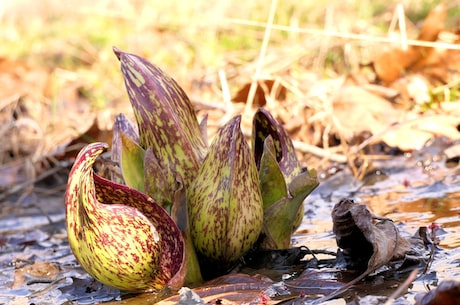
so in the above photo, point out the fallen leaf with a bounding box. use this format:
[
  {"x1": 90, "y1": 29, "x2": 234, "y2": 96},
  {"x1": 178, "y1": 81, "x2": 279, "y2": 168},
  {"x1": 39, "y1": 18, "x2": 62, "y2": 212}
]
[
  {"x1": 157, "y1": 274, "x2": 273, "y2": 305},
  {"x1": 0, "y1": 57, "x2": 52, "y2": 102},
  {"x1": 400, "y1": 74, "x2": 431, "y2": 105},
  {"x1": 284, "y1": 269, "x2": 346, "y2": 296},
  {"x1": 331, "y1": 86, "x2": 400, "y2": 139},
  {"x1": 415, "y1": 280, "x2": 460, "y2": 305},
  {"x1": 332, "y1": 85, "x2": 460, "y2": 151},
  {"x1": 410, "y1": 2, "x2": 448, "y2": 71},
  {"x1": 233, "y1": 79, "x2": 287, "y2": 107},
  {"x1": 313, "y1": 199, "x2": 413, "y2": 303},
  {"x1": 331, "y1": 198, "x2": 411, "y2": 272},
  {"x1": 381, "y1": 115, "x2": 460, "y2": 151},
  {"x1": 58, "y1": 117, "x2": 112, "y2": 159},
  {"x1": 12, "y1": 260, "x2": 60, "y2": 288},
  {"x1": 417, "y1": 3, "x2": 447, "y2": 42},
  {"x1": 372, "y1": 3, "x2": 448, "y2": 84},
  {"x1": 0, "y1": 160, "x2": 29, "y2": 192},
  {"x1": 372, "y1": 48, "x2": 415, "y2": 85}
]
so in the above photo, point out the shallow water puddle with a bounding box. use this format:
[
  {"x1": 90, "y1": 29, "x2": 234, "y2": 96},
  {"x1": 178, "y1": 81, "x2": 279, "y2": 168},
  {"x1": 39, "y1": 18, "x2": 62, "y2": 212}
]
[
  {"x1": 0, "y1": 149, "x2": 459, "y2": 304},
  {"x1": 292, "y1": 151, "x2": 460, "y2": 303}
]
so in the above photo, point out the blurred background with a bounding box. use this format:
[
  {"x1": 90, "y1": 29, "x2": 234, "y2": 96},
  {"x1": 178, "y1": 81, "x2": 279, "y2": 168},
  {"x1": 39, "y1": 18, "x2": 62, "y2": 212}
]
[{"x1": 1, "y1": 1, "x2": 460, "y2": 304}]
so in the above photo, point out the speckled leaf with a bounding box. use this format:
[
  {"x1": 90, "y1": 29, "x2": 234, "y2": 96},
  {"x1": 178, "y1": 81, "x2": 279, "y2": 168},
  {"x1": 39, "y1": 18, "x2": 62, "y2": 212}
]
[
  {"x1": 170, "y1": 181, "x2": 203, "y2": 286},
  {"x1": 66, "y1": 142, "x2": 184, "y2": 292},
  {"x1": 120, "y1": 132, "x2": 145, "y2": 193},
  {"x1": 261, "y1": 170, "x2": 319, "y2": 249},
  {"x1": 188, "y1": 115, "x2": 264, "y2": 266},
  {"x1": 111, "y1": 113, "x2": 139, "y2": 183},
  {"x1": 199, "y1": 114, "x2": 208, "y2": 147},
  {"x1": 114, "y1": 48, "x2": 207, "y2": 188},
  {"x1": 253, "y1": 108, "x2": 314, "y2": 236},
  {"x1": 252, "y1": 108, "x2": 301, "y2": 184},
  {"x1": 144, "y1": 148, "x2": 175, "y2": 212},
  {"x1": 258, "y1": 135, "x2": 288, "y2": 210}
]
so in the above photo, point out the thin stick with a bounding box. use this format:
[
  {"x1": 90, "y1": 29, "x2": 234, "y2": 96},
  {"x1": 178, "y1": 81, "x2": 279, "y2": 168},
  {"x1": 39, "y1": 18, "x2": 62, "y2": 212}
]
[
  {"x1": 388, "y1": 5, "x2": 398, "y2": 34},
  {"x1": 384, "y1": 269, "x2": 418, "y2": 305},
  {"x1": 244, "y1": 0, "x2": 278, "y2": 115},
  {"x1": 225, "y1": 18, "x2": 460, "y2": 50},
  {"x1": 314, "y1": 5, "x2": 334, "y2": 70},
  {"x1": 397, "y1": 4, "x2": 408, "y2": 51},
  {"x1": 293, "y1": 140, "x2": 347, "y2": 163},
  {"x1": 218, "y1": 69, "x2": 232, "y2": 108}
]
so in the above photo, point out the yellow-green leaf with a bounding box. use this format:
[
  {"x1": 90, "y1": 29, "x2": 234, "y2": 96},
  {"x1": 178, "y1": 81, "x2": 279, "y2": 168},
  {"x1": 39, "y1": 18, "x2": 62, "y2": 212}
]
[
  {"x1": 188, "y1": 116, "x2": 263, "y2": 268},
  {"x1": 120, "y1": 132, "x2": 145, "y2": 192},
  {"x1": 144, "y1": 148, "x2": 175, "y2": 212},
  {"x1": 112, "y1": 113, "x2": 139, "y2": 184},
  {"x1": 259, "y1": 135, "x2": 288, "y2": 210},
  {"x1": 261, "y1": 170, "x2": 319, "y2": 249},
  {"x1": 65, "y1": 142, "x2": 185, "y2": 292}
]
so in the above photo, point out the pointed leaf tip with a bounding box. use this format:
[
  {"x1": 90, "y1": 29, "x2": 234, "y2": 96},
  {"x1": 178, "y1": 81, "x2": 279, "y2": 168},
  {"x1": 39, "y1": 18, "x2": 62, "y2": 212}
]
[
  {"x1": 119, "y1": 51, "x2": 207, "y2": 187},
  {"x1": 113, "y1": 46, "x2": 122, "y2": 60},
  {"x1": 252, "y1": 108, "x2": 301, "y2": 184},
  {"x1": 189, "y1": 114, "x2": 263, "y2": 267}
]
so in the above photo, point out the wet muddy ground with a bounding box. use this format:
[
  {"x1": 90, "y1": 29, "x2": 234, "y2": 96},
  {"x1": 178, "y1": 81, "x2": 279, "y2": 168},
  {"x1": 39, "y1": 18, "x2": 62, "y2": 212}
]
[{"x1": 1, "y1": 139, "x2": 459, "y2": 304}]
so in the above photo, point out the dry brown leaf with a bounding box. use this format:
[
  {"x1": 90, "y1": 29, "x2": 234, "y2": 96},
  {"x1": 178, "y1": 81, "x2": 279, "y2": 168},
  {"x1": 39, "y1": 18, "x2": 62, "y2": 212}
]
[
  {"x1": 372, "y1": 3, "x2": 448, "y2": 84},
  {"x1": 417, "y1": 3, "x2": 447, "y2": 42},
  {"x1": 312, "y1": 199, "x2": 412, "y2": 304},
  {"x1": 284, "y1": 269, "x2": 346, "y2": 295},
  {"x1": 332, "y1": 85, "x2": 460, "y2": 151},
  {"x1": 392, "y1": 74, "x2": 431, "y2": 106},
  {"x1": 157, "y1": 274, "x2": 273, "y2": 305},
  {"x1": 415, "y1": 280, "x2": 460, "y2": 305},
  {"x1": 0, "y1": 57, "x2": 52, "y2": 102},
  {"x1": 373, "y1": 48, "x2": 416, "y2": 84},
  {"x1": 413, "y1": 36, "x2": 460, "y2": 83},
  {"x1": 331, "y1": 86, "x2": 400, "y2": 139},
  {"x1": 381, "y1": 115, "x2": 460, "y2": 151},
  {"x1": 12, "y1": 260, "x2": 60, "y2": 288},
  {"x1": 332, "y1": 198, "x2": 410, "y2": 272},
  {"x1": 232, "y1": 79, "x2": 287, "y2": 107}
]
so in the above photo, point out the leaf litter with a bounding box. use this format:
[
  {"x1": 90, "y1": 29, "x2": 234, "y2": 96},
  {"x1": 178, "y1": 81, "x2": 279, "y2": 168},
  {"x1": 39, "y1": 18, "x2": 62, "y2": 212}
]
[{"x1": 1, "y1": 1, "x2": 460, "y2": 304}]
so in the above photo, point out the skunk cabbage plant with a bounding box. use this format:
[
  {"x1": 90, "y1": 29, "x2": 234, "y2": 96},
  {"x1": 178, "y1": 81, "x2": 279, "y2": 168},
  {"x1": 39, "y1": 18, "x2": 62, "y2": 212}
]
[
  {"x1": 65, "y1": 48, "x2": 318, "y2": 293},
  {"x1": 252, "y1": 109, "x2": 319, "y2": 249},
  {"x1": 65, "y1": 143, "x2": 185, "y2": 292}
]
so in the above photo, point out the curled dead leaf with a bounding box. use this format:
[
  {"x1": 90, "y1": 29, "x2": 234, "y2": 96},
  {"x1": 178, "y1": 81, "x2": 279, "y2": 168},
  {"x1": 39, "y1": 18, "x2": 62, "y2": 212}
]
[
  {"x1": 314, "y1": 199, "x2": 413, "y2": 304},
  {"x1": 332, "y1": 198, "x2": 411, "y2": 271}
]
